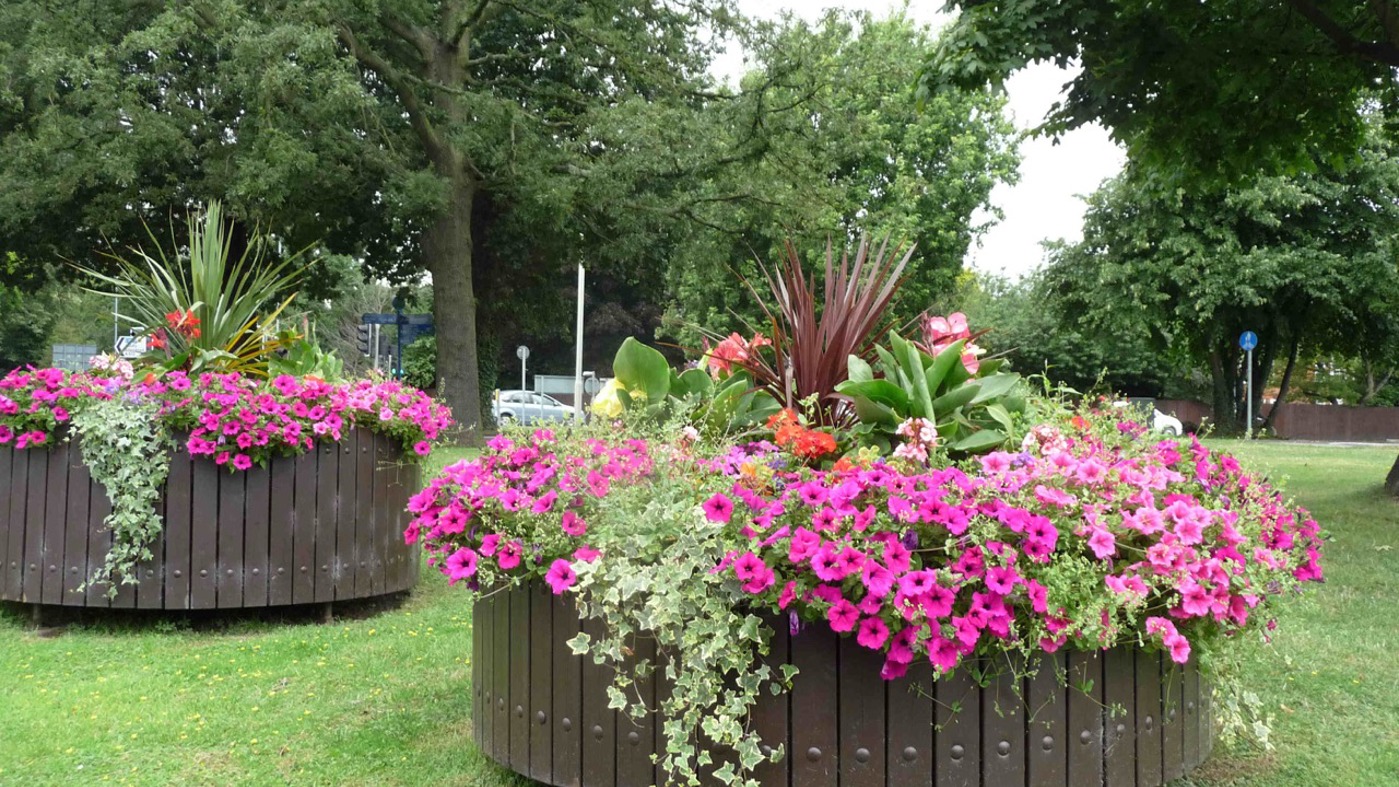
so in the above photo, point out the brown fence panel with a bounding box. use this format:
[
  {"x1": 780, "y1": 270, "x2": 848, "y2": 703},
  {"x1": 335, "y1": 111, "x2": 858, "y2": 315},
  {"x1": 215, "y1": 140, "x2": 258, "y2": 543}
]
[
  {"x1": 509, "y1": 582, "x2": 532, "y2": 775},
  {"x1": 790, "y1": 625, "x2": 839, "y2": 786},
  {"x1": 243, "y1": 464, "x2": 270, "y2": 607},
  {"x1": 1103, "y1": 648, "x2": 1136, "y2": 787},
  {"x1": 1162, "y1": 662, "x2": 1186, "y2": 782},
  {"x1": 22, "y1": 445, "x2": 46, "y2": 602},
  {"x1": 267, "y1": 454, "x2": 294, "y2": 606},
  {"x1": 40, "y1": 444, "x2": 68, "y2": 605},
  {"x1": 983, "y1": 656, "x2": 1027, "y2": 786},
  {"x1": 1135, "y1": 650, "x2": 1164, "y2": 786},
  {"x1": 1067, "y1": 649, "x2": 1105, "y2": 786},
  {"x1": 313, "y1": 443, "x2": 338, "y2": 603},
  {"x1": 62, "y1": 456, "x2": 92, "y2": 601},
  {"x1": 752, "y1": 621, "x2": 791, "y2": 787},
  {"x1": 216, "y1": 466, "x2": 245, "y2": 608},
  {"x1": 0, "y1": 444, "x2": 12, "y2": 596},
  {"x1": 165, "y1": 453, "x2": 192, "y2": 609},
  {"x1": 84, "y1": 473, "x2": 112, "y2": 607},
  {"x1": 1028, "y1": 652, "x2": 1068, "y2": 786},
  {"x1": 292, "y1": 451, "x2": 317, "y2": 605},
  {"x1": 552, "y1": 593, "x2": 582, "y2": 786},
  {"x1": 334, "y1": 437, "x2": 356, "y2": 600},
  {"x1": 579, "y1": 615, "x2": 616, "y2": 787},
  {"x1": 615, "y1": 632, "x2": 656, "y2": 787},
  {"x1": 838, "y1": 637, "x2": 886, "y2": 786},
  {"x1": 528, "y1": 582, "x2": 556, "y2": 783},
  {"x1": 936, "y1": 663, "x2": 981, "y2": 787}
]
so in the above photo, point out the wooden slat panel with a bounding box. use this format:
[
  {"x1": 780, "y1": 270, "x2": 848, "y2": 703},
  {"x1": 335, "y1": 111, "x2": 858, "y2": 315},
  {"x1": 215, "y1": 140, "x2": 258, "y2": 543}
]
[
  {"x1": 293, "y1": 451, "x2": 317, "y2": 604},
  {"x1": 790, "y1": 626, "x2": 839, "y2": 785},
  {"x1": 403, "y1": 464, "x2": 420, "y2": 587},
  {"x1": 472, "y1": 593, "x2": 482, "y2": 749},
  {"x1": 580, "y1": 615, "x2": 616, "y2": 787},
  {"x1": 616, "y1": 632, "x2": 656, "y2": 787},
  {"x1": 335, "y1": 436, "x2": 356, "y2": 599},
  {"x1": 0, "y1": 445, "x2": 12, "y2": 598},
  {"x1": 165, "y1": 453, "x2": 193, "y2": 609},
  {"x1": 840, "y1": 637, "x2": 886, "y2": 786},
  {"x1": 382, "y1": 448, "x2": 404, "y2": 592},
  {"x1": 480, "y1": 591, "x2": 496, "y2": 764},
  {"x1": 1135, "y1": 650, "x2": 1163, "y2": 787},
  {"x1": 1201, "y1": 670, "x2": 1214, "y2": 763},
  {"x1": 1103, "y1": 648, "x2": 1136, "y2": 787},
  {"x1": 84, "y1": 476, "x2": 112, "y2": 606},
  {"x1": 135, "y1": 480, "x2": 164, "y2": 609},
  {"x1": 314, "y1": 443, "x2": 337, "y2": 603},
  {"x1": 1183, "y1": 659, "x2": 1201, "y2": 772},
  {"x1": 886, "y1": 661, "x2": 934, "y2": 787},
  {"x1": 369, "y1": 432, "x2": 387, "y2": 595},
  {"x1": 494, "y1": 587, "x2": 513, "y2": 763},
  {"x1": 528, "y1": 582, "x2": 555, "y2": 783},
  {"x1": 509, "y1": 583, "x2": 532, "y2": 774},
  {"x1": 267, "y1": 454, "x2": 294, "y2": 606},
  {"x1": 216, "y1": 465, "x2": 245, "y2": 608},
  {"x1": 935, "y1": 662, "x2": 981, "y2": 787},
  {"x1": 243, "y1": 463, "x2": 270, "y2": 607},
  {"x1": 1068, "y1": 650, "x2": 1105, "y2": 786},
  {"x1": 40, "y1": 444, "x2": 68, "y2": 604},
  {"x1": 21, "y1": 445, "x2": 46, "y2": 602},
  {"x1": 1028, "y1": 652, "x2": 1068, "y2": 786},
  {"x1": 983, "y1": 655, "x2": 1027, "y2": 786},
  {"x1": 3, "y1": 448, "x2": 26, "y2": 601},
  {"x1": 553, "y1": 595, "x2": 583, "y2": 786},
  {"x1": 752, "y1": 618, "x2": 791, "y2": 787},
  {"x1": 354, "y1": 431, "x2": 375, "y2": 598},
  {"x1": 188, "y1": 458, "x2": 219, "y2": 608},
  {"x1": 1162, "y1": 661, "x2": 1185, "y2": 782},
  {"x1": 62, "y1": 453, "x2": 92, "y2": 601}
]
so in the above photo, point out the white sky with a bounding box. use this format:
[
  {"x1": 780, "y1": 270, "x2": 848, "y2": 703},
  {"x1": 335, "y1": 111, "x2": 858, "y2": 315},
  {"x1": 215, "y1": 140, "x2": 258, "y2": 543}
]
[{"x1": 717, "y1": 0, "x2": 1126, "y2": 280}]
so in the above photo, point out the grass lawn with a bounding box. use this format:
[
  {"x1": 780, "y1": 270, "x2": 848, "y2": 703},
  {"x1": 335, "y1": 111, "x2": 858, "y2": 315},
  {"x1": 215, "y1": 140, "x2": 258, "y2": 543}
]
[{"x1": 0, "y1": 440, "x2": 1394, "y2": 786}]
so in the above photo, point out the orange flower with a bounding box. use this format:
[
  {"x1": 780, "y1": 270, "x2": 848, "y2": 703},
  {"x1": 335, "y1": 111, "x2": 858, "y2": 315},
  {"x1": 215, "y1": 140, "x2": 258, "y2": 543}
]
[{"x1": 1070, "y1": 415, "x2": 1090, "y2": 431}]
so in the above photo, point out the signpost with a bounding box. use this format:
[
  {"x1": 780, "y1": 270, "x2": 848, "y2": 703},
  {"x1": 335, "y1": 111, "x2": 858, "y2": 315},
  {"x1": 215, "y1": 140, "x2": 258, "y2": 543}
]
[
  {"x1": 516, "y1": 345, "x2": 530, "y2": 391},
  {"x1": 1240, "y1": 330, "x2": 1258, "y2": 439}
]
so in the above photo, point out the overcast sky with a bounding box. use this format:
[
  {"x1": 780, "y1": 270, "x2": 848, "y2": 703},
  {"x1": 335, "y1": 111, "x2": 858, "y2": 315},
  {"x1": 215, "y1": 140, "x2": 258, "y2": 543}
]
[{"x1": 716, "y1": 0, "x2": 1126, "y2": 280}]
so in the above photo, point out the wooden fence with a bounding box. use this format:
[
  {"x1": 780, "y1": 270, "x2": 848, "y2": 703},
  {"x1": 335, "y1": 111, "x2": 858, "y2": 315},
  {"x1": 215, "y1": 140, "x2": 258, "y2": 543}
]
[
  {"x1": 1157, "y1": 400, "x2": 1399, "y2": 441},
  {"x1": 473, "y1": 581, "x2": 1215, "y2": 787},
  {"x1": 0, "y1": 428, "x2": 419, "y2": 609}
]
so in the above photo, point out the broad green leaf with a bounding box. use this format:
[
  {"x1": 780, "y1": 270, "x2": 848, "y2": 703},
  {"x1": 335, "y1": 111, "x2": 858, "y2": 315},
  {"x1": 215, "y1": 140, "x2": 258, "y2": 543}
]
[
  {"x1": 613, "y1": 337, "x2": 671, "y2": 404},
  {"x1": 985, "y1": 402, "x2": 1015, "y2": 434},
  {"x1": 847, "y1": 354, "x2": 874, "y2": 383},
  {"x1": 677, "y1": 368, "x2": 713, "y2": 397},
  {"x1": 932, "y1": 380, "x2": 979, "y2": 414},
  {"x1": 850, "y1": 395, "x2": 899, "y2": 426},
  {"x1": 834, "y1": 379, "x2": 910, "y2": 411},
  {"x1": 895, "y1": 336, "x2": 935, "y2": 418},
  {"x1": 949, "y1": 429, "x2": 1007, "y2": 453},
  {"x1": 926, "y1": 338, "x2": 967, "y2": 394},
  {"x1": 970, "y1": 372, "x2": 1020, "y2": 404}
]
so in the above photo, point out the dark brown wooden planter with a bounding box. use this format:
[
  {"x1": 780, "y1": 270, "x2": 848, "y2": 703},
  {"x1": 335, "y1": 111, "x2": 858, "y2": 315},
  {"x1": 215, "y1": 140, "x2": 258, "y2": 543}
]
[
  {"x1": 474, "y1": 582, "x2": 1216, "y2": 787},
  {"x1": 0, "y1": 427, "x2": 419, "y2": 610}
]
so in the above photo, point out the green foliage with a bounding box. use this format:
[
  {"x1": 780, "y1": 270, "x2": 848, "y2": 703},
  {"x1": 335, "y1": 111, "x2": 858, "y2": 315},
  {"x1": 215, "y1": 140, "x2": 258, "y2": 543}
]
[
  {"x1": 612, "y1": 338, "x2": 672, "y2": 406},
  {"x1": 69, "y1": 396, "x2": 173, "y2": 595},
  {"x1": 923, "y1": 0, "x2": 1396, "y2": 182},
  {"x1": 402, "y1": 336, "x2": 437, "y2": 392},
  {"x1": 838, "y1": 332, "x2": 1026, "y2": 454},
  {"x1": 78, "y1": 202, "x2": 309, "y2": 376},
  {"x1": 267, "y1": 337, "x2": 345, "y2": 381}
]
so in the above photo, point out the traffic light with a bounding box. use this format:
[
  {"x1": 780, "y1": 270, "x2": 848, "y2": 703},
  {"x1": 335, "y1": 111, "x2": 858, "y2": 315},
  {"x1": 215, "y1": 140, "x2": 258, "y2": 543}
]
[{"x1": 356, "y1": 324, "x2": 371, "y2": 356}]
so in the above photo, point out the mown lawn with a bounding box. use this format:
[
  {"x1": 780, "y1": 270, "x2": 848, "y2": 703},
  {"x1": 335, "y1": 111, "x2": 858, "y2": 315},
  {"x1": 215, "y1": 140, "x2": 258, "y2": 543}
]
[{"x1": 0, "y1": 441, "x2": 1394, "y2": 786}]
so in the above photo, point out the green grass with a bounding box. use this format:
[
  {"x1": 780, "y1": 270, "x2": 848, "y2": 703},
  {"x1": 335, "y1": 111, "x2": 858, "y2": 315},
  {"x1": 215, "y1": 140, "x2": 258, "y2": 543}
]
[{"x1": 0, "y1": 441, "x2": 1394, "y2": 786}]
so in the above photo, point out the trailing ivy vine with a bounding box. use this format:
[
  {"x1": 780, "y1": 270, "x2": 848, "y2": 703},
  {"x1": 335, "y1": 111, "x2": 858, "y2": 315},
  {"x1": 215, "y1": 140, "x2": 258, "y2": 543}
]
[{"x1": 71, "y1": 395, "x2": 173, "y2": 596}]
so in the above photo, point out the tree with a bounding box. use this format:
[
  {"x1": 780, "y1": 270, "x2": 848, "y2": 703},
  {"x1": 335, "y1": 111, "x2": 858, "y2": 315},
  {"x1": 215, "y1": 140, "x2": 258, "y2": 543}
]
[
  {"x1": 0, "y1": 1, "x2": 742, "y2": 440},
  {"x1": 659, "y1": 10, "x2": 1019, "y2": 346},
  {"x1": 922, "y1": 0, "x2": 1399, "y2": 180},
  {"x1": 1042, "y1": 136, "x2": 1399, "y2": 433}
]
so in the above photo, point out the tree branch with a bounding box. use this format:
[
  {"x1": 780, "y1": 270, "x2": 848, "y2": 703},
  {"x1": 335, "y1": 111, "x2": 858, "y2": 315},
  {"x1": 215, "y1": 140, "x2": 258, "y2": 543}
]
[
  {"x1": 1286, "y1": 0, "x2": 1399, "y2": 66},
  {"x1": 336, "y1": 23, "x2": 445, "y2": 160},
  {"x1": 1368, "y1": 0, "x2": 1399, "y2": 48},
  {"x1": 379, "y1": 15, "x2": 435, "y2": 63}
]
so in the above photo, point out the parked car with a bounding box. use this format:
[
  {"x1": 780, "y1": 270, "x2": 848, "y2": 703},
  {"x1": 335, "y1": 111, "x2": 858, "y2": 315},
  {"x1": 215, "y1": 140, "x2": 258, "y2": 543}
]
[
  {"x1": 1112, "y1": 401, "x2": 1184, "y2": 436},
  {"x1": 492, "y1": 390, "x2": 575, "y2": 424}
]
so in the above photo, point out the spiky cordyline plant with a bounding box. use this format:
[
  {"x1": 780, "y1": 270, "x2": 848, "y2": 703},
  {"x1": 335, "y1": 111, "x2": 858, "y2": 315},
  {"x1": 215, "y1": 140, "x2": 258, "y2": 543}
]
[
  {"x1": 81, "y1": 201, "x2": 309, "y2": 376},
  {"x1": 710, "y1": 234, "x2": 915, "y2": 425}
]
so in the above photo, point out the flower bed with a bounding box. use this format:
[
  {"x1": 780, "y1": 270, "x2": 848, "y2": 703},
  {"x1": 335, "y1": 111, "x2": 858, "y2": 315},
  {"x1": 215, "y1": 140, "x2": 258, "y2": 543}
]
[
  {"x1": 0, "y1": 366, "x2": 450, "y2": 608},
  {"x1": 473, "y1": 580, "x2": 1216, "y2": 787}
]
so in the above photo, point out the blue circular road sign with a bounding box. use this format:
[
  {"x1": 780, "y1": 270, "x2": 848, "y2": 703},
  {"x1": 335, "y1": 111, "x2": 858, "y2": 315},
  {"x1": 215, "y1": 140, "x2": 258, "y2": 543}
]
[{"x1": 1239, "y1": 331, "x2": 1258, "y2": 351}]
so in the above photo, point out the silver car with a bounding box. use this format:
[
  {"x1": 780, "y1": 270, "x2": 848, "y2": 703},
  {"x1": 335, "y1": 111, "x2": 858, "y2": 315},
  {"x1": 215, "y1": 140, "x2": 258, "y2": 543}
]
[{"x1": 493, "y1": 390, "x2": 576, "y2": 424}]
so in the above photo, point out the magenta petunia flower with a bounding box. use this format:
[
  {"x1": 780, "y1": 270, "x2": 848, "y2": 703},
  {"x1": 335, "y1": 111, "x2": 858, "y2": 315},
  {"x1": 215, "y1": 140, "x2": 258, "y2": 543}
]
[
  {"x1": 701, "y1": 493, "x2": 734, "y2": 523},
  {"x1": 545, "y1": 559, "x2": 578, "y2": 594},
  {"x1": 856, "y1": 616, "x2": 889, "y2": 649},
  {"x1": 827, "y1": 598, "x2": 859, "y2": 633},
  {"x1": 414, "y1": 441, "x2": 432, "y2": 456},
  {"x1": 444, "y1": 547, "x2": 479, "y2": 585}
]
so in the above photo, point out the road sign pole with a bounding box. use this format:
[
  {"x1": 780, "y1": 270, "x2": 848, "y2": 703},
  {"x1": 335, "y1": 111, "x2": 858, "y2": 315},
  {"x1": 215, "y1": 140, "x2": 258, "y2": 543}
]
[
  {"x1": 574, "y1": 263, "x2": 585, "y2": 421},
  {"x1": 372, "y1": 324, "x2": 381, "y2": 372},
  {"x1": 1245, "y1": 347, "x2": 1253, "y2": 440}
]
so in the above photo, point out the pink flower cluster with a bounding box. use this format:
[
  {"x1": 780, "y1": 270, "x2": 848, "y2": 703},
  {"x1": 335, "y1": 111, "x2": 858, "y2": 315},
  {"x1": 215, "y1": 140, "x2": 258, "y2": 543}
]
[
  {"x1": 0, "y1": 366, "x2": 453, "y2": 469},
  {"x1": 710, "y1": 428, "x2": 1322, "y2": 678},
  {"x1": 420, "y1": 415, "x2": 1323, "y2": 682},
  {"x1": 408, "y1": 430, "x2": 654, "y2": 593},
  {"x1": 919, "y1": 312, "x2": 985, "y2": 373}
]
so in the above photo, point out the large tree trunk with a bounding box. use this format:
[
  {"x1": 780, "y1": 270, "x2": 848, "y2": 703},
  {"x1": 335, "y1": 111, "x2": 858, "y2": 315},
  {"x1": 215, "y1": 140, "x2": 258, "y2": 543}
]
[
  {"x1": 1208, "y1": 346, "x2": 1241, "y2": 435},
  {"x1": 1263, "y1": 333, "x2": 1300, "y2": 433},
  {"x1": 424, "y1": 172, "x2": 484, "y2": 445},
  {"x1": 1386, "y1": 453, "x2": 1399, "y2": 497}
]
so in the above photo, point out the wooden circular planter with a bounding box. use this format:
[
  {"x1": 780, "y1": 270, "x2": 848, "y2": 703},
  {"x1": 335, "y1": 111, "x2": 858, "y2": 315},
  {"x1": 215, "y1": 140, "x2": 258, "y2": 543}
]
[
  {"x1": 0, "y1": 427, "x2": 419, "y2": 610},
  {"x1": 474, "y1": 582, "x2": 1216, "y2": 787}
]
